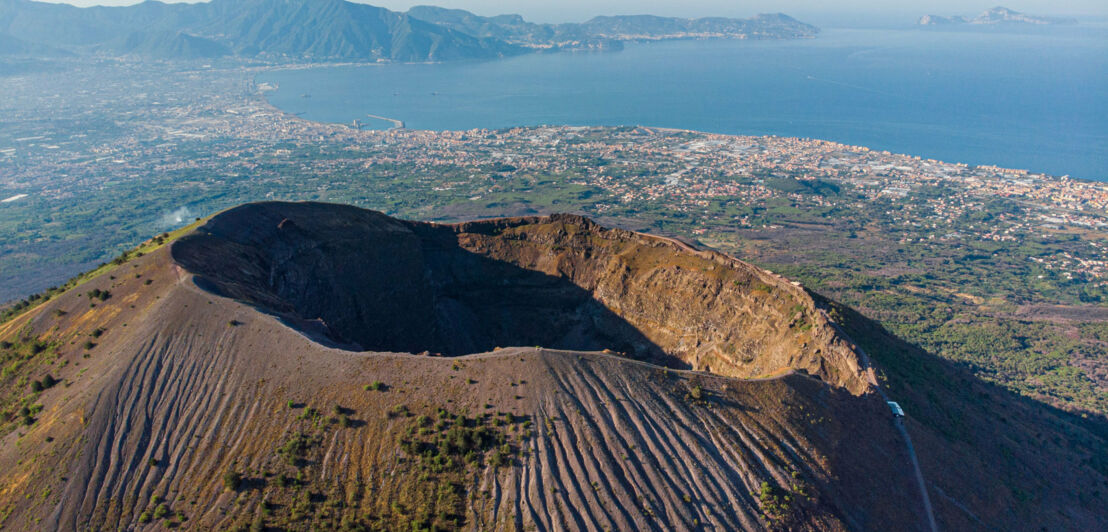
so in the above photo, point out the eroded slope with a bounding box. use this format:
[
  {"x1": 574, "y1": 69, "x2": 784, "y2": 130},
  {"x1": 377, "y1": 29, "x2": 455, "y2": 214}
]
[
  {"x1": 0, "y1": 201, "x2": 1102, "y2": 531},
  {"x1": 0, "y1": 263, "x2": 922, "y2": 530}
]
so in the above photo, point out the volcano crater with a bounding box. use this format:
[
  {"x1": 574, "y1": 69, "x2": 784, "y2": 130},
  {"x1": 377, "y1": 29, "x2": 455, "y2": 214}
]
[{"x1": 172, "y1": 202, "x2": 872, "y2": 393}]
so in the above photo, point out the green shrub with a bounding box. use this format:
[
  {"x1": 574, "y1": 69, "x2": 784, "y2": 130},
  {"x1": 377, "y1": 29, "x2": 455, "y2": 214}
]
[
  {"x1": 278, "y1": 431, "x2": 319, "y2": 466},
  {"x1": 223, "y1": 470, "x2": 242, "y2": 491},
  {"x1": 756, "y1": 481, "x2": 791, "y2": 520},
  {"x1": 689, "y1": 385, "x2": 703, "y2": 400},
  {"x1": 86, "y1": 289, "x2": 111, "y2": 302}
]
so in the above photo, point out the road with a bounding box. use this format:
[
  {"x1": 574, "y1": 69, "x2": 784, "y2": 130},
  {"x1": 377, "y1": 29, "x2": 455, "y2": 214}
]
[{"x1": 829, "y1": 325, "x2": 939, "y2": 532}]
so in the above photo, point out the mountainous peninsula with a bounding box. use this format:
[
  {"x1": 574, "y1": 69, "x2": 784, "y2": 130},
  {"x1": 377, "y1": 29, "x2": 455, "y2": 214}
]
[
  {"x1": 0, "y1": 201, "x2": 1104, "y2": 530},
  {"x1": 0, "y1": 0, "x2": 818, "y2": 62},
  {"x1": 919, "y1": 6, "x2": 1078, "y2": 26},
  {"x1": 407, "y1": 6, "x2": 817, "y2": 51}
]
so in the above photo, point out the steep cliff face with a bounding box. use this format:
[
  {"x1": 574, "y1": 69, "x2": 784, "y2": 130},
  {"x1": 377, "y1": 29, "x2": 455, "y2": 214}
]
[
  {"x1": 444, "y1": 214, "x2": 874, "y2": 393},
  {"x1": 172, "y1": 202, "x2": 874, "y2": 394}
]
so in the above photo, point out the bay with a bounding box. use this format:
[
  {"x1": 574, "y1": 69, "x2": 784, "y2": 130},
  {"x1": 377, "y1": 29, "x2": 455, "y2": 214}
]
[{"x1": 259, "y1": 28, "x2": 1108, "y2": 181}]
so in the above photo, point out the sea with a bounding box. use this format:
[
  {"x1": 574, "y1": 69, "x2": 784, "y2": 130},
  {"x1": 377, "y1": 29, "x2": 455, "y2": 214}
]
[{"x1": 258, "y1": 27, "x2": 1108, "y2": 181}]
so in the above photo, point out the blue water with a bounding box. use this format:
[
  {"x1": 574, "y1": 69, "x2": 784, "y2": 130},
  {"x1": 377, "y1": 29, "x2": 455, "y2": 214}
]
[{"x1": 259, "y1": 28, "x2": 1108, "y2": 180}]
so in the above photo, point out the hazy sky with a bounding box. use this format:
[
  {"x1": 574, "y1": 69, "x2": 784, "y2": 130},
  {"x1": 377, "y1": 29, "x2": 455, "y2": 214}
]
[{"x1": 37, "y1": 1, "x2": 1108, "y2": 26}]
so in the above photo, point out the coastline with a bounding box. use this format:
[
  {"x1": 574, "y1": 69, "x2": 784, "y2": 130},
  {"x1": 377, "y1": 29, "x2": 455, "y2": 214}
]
[
  {"x1": 252, "y1": 30, "x2": 1105, "y2": 182},
  {"x1": 251, "y1": 66, "x2": 1102, "y2": 186}
]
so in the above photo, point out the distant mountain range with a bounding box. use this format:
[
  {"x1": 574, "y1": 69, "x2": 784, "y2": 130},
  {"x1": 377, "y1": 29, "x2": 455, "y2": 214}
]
[
  {"x1": 0, "y1": 0, "x2": 817, "y2": 62},
  {"x1": 919, "y1": 6, "x2": 1077, "y2": 26},
  {"x1": 407, "y1": 6, "x2": 817, "y2": 51}
]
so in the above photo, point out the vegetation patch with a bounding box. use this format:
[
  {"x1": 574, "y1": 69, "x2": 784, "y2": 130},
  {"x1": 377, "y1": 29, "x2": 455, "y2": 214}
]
[
  {"x1": 365, "y1": 408, "x2": 531, "y2": 531},
  {"x1": 0, "y1": 335, "x2": 59, "y2": 434},
  {"x1": 223, "y1": 470, "x2": 243, "y2": 491},
  {"x1": 278, "y1": 431, "x2": 322, "y2": 467},
  {"x1": 756, "y1": 481, "x2": 792, "y2": 521},
  {"x1": 248, "y1": 403, "x2": 531, "y2": 531},
  {"x1": 86, "y1": 288, "x2": 111, "y2": 302}
]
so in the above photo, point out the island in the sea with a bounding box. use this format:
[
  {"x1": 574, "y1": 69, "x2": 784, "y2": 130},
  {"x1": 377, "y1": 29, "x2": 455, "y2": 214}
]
[
  {"x1": 0, "y1": 0, "x2": 817, "y2": 62},
  {"x1": 919, "y1": 6, "x2": 1078, "y2": 26}
]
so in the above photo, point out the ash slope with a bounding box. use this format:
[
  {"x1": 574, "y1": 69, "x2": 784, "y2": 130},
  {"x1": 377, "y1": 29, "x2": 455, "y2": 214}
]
[{"x1": 0, "y1": 201, "x2": 1102, "y2": 531}]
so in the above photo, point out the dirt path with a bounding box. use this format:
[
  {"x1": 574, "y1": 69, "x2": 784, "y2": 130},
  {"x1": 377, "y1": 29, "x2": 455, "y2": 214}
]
[
  {"x1": 895, "y1": 417, "x2": 939, "y2": 532},
  {"x1": 846, "y1": 333, "x2": 939, "y2": 532}
]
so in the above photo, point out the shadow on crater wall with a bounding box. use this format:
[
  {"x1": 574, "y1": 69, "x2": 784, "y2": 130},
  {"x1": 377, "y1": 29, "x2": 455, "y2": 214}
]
[{"x1": 172, "y1": 202, "x2": 681, "y2": 366}]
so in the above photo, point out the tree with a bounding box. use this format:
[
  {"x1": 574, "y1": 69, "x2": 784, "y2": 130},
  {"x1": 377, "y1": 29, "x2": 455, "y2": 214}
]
[{"x1": 223, "y1": 470, "x2": 242, "y2": 491}]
